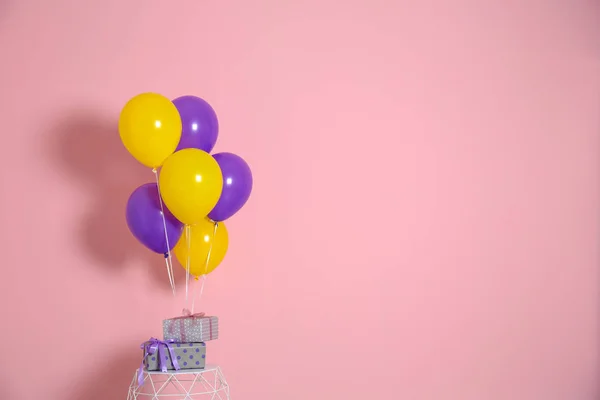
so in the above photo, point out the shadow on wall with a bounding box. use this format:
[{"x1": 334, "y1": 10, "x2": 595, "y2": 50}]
[
  {"x1": 0, "y1": 0, "x2": 10, "y2": 19},
  {"x1": 0, "y1": 377, "x2": 15, "y2": 400},
  {"x1": 47, "y1": 112, "x2": 186, "y2": 288},
  {"x1": 67, "y1": 349, "x2": 140, "y2": 400}
]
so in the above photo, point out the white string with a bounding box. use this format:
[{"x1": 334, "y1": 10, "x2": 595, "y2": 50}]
[
  {"x1": 162, "y1": 257, "x2": 172, "y2": 294},
  {"x1": 191, "y1": 274, "x2": 206, "y2": 315},
  {"x1": 204, "y1": 221, "x2": 218, "y2": 275},
  {"x1": 185, "y1": 224, "x2": 191, "y2": 306},
  {"x1": 189, "y1": 221, "x2": 217, "y2": 313},
  {"x1": 153, "y1": 169, "x2": 175, "y2": 295},
  {"x1": 189, "y1": 221, "x2": 217, "y2": 314}
]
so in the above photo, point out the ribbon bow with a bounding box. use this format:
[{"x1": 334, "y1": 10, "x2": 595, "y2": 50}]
[
  {"x1": 180, "y1": 308, "x2": 205, "y2": 318},
  {"x1": 138, "y1": 337, "x2": 180, "y2": 387}
]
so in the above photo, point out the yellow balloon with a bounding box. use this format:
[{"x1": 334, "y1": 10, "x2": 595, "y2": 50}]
[
  {"x1": 159, "y1": 148, "x2": 223, "y2": 225},
  {"x1": 174, "y1": 219, "x2": 229, "y2": 276},
  {"x1": 119, "y1": 93, "x2": 182, "y2": 168}
]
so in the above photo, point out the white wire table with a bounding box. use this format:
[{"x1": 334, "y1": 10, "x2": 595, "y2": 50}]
[{"x1": 127, "y1": 365, "x2": 230, "y2": 399}]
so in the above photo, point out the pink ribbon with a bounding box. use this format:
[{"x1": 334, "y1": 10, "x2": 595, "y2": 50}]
[
  {"x1": 166, "y1": 310, "x2": 213, "y2": 341},
  {"x1": 178, "y1": 309, "x2": 205, "y2": 319}
]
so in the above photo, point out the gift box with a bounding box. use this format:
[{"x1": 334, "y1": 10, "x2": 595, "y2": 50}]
[
  {"x1": 163, "y1": 313, "x2": 219, "y2": 342},
  {"x1": 141, "y1": 339, "x2": 207, "y2": 374}
]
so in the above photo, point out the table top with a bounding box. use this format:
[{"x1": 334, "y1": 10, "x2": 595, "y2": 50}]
[{"x1": 143, "y1": 364, "x2": 221, "y2": 375}]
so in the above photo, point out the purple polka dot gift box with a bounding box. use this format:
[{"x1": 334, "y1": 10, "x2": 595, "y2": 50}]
[
  {"x1": 141, "y1": 339, "x2": 207, "y2": 373},
  {"x1": 162, "y1": 313, "x2": 219, "y2": 343}
]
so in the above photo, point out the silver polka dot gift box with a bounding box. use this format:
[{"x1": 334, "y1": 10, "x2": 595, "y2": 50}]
[
  {"x1": 143, "y1": 340, "x2": 207, "y2": 372},
  {"x1": 162, "y1": 313, "x2": 219, "y2": 343}
]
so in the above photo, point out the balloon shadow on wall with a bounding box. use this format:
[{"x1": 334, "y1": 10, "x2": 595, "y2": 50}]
[
  {"x1": 48, "y1": 112, "x2": 187, "y2": 288},
  {"x1": 67, "y1": 348, "x2": 139, "y2": 400}
]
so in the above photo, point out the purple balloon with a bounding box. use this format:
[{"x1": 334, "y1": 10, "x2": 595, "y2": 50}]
[
  {"x1": 208, "y1": 153, "x2": 253, "y2": 222},
  {"x1": 173, "y1": 95, "x2": 219, "y2": 153},
  {"x1": 126, "y1": 183, "x2": 184, "y2": 254}
]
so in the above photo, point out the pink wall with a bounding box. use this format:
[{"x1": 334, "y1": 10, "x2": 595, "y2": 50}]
[{"x1": 0, "y1": 1, "x2": 599, "y2": 399}]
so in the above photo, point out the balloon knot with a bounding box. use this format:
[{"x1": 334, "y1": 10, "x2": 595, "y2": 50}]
[{"x1": 163, "y1": 252, "x2": 169, "y2": 259}]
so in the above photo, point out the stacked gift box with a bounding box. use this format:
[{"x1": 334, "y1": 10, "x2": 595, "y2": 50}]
[{"x1": 140, "y1": 313, "x2": 218, "y2": 375}]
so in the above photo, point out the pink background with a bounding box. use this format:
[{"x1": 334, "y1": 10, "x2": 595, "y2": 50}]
[{"x1": 1, "y1": 0, "x2": 599, "y2": 399}]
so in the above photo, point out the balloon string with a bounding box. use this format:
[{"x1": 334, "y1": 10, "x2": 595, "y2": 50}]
[
  {"x1": 163, "y1": 256, "x2": 172, "y2": 295},
  {"x1": 191, "y1": 274, "x2": 206, "y2": 315},
  {"x1": 185, "y1": 224, "x2": 191, "y2": 307},
  {"x1": 204, "y1": 221, "x2": 218, "y2": 275},
  {"x1": 191, "y1": 221, "x2": 216, "y2": 314},
  {"x1": 153, "y1": 169, "x2": 175, "y2": 296}
]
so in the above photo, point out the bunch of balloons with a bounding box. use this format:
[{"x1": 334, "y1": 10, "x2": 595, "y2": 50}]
[{"x1": 119, "y1": 93, "x2": 253, "y2": 286}]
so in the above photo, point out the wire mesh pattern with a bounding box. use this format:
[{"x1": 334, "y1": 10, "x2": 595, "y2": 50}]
[{"x1": 127, "y1": 365, "x2": 230, "y2": 399}]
